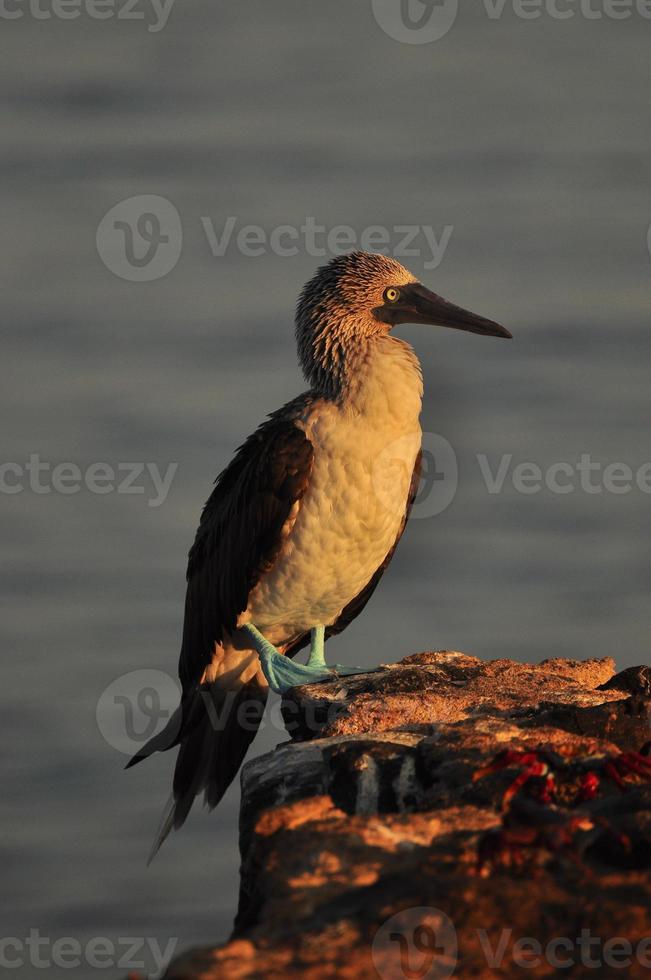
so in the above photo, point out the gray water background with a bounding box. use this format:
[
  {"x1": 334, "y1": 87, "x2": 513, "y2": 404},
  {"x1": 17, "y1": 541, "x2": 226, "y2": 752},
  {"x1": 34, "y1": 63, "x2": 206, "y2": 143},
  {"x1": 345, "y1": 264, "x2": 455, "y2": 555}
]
[{"x1": 1, "y1": 1, "x2": 650, "y2": 976}]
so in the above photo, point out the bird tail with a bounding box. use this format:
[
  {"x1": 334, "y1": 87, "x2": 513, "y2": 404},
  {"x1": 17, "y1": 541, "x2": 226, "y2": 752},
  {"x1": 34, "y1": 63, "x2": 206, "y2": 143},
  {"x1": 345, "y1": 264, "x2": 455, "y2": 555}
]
[{"x1": 126, "y1": 652, "x2": 268, "y2": 862}]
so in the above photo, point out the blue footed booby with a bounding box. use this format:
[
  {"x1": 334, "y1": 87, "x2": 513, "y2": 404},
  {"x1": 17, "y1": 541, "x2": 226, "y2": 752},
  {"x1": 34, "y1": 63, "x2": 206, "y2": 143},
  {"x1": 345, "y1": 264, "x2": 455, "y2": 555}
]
[{"x1": 128, "y1": 251, "x2": 511, "y2": 856}]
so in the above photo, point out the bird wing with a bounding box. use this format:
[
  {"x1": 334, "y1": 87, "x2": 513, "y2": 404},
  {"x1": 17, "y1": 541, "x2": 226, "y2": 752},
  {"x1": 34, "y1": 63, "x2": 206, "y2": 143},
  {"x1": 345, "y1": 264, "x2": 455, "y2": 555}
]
[
  {"x1": 284, "y1": 448, "x2": 423, "y2": 659},
  {"x1": 179, "y1": 401, "x2": 314, "y2": 692}
]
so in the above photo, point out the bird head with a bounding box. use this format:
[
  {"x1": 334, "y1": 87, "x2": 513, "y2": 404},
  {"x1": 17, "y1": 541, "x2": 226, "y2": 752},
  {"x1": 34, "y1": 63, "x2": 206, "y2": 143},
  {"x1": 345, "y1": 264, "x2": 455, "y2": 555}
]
[{"x1": 296, "y1": 250, "x2": 511, "y2": 393}]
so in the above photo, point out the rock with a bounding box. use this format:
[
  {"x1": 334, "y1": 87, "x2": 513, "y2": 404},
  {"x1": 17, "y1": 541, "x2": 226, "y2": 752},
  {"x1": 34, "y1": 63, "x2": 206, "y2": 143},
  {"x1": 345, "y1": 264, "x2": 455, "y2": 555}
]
[
  {"x1": 157, "y1": 652, "x2": 651, "y2": 979},
  {"x1": 280, "y1": 651, "x2": 621, "y2": 741},
  {"x1": 599, "y1": 665, "x2": 651, "y2": 697}
]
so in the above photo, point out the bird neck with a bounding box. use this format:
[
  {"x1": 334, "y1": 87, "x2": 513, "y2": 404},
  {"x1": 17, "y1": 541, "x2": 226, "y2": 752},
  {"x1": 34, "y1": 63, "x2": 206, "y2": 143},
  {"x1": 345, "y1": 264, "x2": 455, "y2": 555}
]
[
  {"x1": 306, "y1": 329, "x2": 423, "y2": 422},
  {"x1": 341, "y1": 334, "x2": 424, "y2": 424},
  {"x1": 297, "y1": 312, "x2": 373, "y2": 399}
]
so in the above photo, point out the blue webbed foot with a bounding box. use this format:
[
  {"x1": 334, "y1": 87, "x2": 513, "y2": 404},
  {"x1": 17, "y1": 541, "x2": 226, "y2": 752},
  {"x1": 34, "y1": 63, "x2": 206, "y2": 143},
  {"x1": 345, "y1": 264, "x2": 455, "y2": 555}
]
[{"x1": 244, "y1": 623, "x2": 371, "y2": 695}]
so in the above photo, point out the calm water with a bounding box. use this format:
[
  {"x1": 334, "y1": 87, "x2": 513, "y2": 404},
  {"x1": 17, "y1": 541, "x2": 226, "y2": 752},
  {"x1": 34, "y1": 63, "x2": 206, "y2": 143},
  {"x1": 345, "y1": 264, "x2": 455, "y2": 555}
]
[{"x1": 1, "y1": 2, "x2": 650, "y2": 976}]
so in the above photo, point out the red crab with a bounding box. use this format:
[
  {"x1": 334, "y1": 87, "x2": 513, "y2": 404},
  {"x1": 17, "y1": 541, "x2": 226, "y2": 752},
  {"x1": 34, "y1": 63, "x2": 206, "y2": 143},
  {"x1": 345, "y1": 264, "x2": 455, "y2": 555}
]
[{"x1": 474, "y1": 744, "x2": 651, "y2": 810}]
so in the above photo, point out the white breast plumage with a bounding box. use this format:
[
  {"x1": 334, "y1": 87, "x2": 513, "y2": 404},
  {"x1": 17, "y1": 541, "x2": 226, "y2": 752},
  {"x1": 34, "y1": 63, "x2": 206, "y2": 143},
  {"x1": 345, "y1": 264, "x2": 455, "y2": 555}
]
[{"x1": 244, "y1": 336, "x2": 423, "y2": 644}]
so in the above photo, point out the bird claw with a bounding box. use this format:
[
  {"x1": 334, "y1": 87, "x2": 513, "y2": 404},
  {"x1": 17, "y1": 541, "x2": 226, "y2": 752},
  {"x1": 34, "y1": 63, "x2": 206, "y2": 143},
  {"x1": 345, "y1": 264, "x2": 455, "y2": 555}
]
[
  {"x1": 258, "y1": 646, "x2": 332, "y2": 694},
  {"x1": 245, "y1": 623, "x2": 372, "y2": 694},
  {"x1": 258, "y1": 648, "x2": 369, "y2": 695},
  {"x1": 329, "y1": 663, "x2": 371, "y2": 678}
]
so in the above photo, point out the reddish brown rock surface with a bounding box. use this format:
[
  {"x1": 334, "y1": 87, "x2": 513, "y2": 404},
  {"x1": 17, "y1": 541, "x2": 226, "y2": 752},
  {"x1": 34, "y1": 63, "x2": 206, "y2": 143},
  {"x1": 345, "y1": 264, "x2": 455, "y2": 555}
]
[{"x1": 156, "y1": 652, "x2": 651, "y2": 979}]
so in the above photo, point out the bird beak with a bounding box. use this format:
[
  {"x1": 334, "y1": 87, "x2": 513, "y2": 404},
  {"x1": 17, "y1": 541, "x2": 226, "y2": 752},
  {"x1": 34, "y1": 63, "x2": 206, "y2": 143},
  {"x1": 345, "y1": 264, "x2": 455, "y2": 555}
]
[{"x1": 376, "y1": 282, "x2": 512, "y2": 339}]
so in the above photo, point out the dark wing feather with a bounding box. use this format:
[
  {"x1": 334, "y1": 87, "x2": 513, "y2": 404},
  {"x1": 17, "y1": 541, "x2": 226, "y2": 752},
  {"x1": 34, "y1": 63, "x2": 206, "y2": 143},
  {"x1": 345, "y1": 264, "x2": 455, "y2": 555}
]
[
  {"x1": 284, "y1": 448, "x2": 423, "y2": 659},
  {"x1": 179, "y1": 403, "x2": 314, "y2": 691}
]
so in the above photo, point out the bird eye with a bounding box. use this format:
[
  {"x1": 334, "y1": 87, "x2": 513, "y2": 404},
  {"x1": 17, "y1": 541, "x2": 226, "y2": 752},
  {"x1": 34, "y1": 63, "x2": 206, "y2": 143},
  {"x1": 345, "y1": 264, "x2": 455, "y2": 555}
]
[{"x1": 384, "y1": 287, "x2": 401, "y2": 303}]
